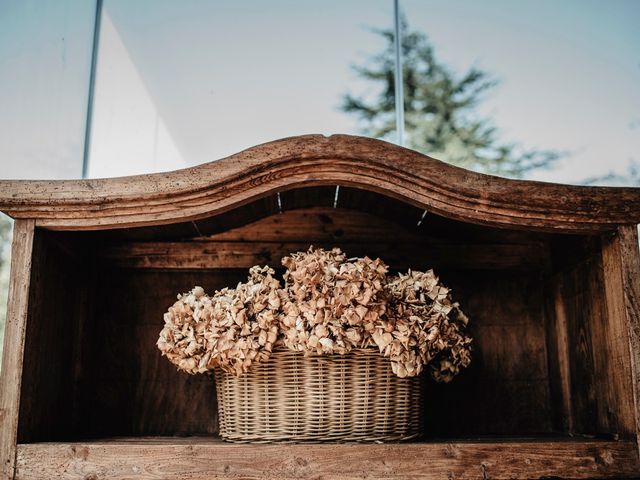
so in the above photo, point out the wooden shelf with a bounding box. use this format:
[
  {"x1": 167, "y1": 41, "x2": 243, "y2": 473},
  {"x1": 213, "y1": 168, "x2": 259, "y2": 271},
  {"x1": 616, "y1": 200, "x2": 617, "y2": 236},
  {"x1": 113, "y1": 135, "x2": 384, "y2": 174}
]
[
  {"x1": 2, "y1": 136, "x2": 640, "y2": 479},
  {"x1": 15, "y1": 437, "x2": 640, "y2": 479}
]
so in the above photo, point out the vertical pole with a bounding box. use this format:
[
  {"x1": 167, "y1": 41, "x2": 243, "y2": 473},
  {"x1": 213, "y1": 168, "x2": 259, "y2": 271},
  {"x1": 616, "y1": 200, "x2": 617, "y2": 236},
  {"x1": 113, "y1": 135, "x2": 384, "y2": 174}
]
[
  {"x1": 82, "y1": 0, "x2": 104, "y2": 179},
  {"x1": 393, "y1": 0, "x2": 405, "y2": 146}
]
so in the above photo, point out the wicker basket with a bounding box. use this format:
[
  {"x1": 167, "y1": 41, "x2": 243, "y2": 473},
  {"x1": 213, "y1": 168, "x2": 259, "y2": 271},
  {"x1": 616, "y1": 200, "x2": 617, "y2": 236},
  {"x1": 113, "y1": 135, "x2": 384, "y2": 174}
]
[{"x1": 214, "y1": 348, "x2": 424, "y2": 443}]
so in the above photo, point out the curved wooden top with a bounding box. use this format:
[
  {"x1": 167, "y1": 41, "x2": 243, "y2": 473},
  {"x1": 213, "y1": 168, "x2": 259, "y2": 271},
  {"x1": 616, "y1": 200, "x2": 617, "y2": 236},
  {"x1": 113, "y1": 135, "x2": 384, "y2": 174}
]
[{"x1": 0, "y1": 134, "x2": 639, "y2": 233}]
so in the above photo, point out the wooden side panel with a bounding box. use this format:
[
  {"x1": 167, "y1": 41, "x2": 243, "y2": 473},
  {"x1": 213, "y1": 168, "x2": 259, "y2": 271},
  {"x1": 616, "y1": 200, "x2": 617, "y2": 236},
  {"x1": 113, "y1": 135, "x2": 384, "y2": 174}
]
[
  {"x1": 544, "y1": 276, "x2": 575, "y2": 433},
  {"x1": 15, "y1": 438, "x2": 640, "y2": 480},
  {"x1": 546, "y1": 230, "x2": 640, "y2": 438},
  {"x1": 600, "y1": 226, "x2": 640, "y2": 440},
  {"x1": 548, "y1": 255, "x2": 602, "y2": 434},
  {"x1": 0, "y1": 220, "x2": 34, "y2": 480},
  {"x1": 16, "y1": 231, "x2": 88, "y2": 443}
]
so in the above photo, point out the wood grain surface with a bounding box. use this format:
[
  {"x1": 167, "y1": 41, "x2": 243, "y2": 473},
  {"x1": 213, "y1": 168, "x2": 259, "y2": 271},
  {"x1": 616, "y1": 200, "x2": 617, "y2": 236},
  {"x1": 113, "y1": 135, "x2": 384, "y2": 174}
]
[
  {"x1": 0, "y1": 220, "x2": 34, "y2": 480},
  {"x1": 95, "y1": 207, "x2": 550, "y2": 271},
  {"x1": 0, "y1": 135, "x2": 639, "y2": 232},
  {"x1": 601, "y1": 226, "x2": 640, "y2": 446},
  {"x1": 15, "y1": 437, "x2": 640, "y2": 479}
]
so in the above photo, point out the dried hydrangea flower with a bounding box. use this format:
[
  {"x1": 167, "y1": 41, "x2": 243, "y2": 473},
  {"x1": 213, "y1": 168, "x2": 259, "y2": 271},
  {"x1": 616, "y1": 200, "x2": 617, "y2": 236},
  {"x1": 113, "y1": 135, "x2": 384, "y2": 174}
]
[
  {"x1": 157, "y1": 286, "x2": 213, "y2": 374},
  {"x1": 373, "y1": 270, "x2": 472, "y2": 380},
  {"x1": 280, "y1": 247, "x2": 388, "y2": 355},
  {"x1": 204, "y1": 266, "x2": 281, "y2": 376}
]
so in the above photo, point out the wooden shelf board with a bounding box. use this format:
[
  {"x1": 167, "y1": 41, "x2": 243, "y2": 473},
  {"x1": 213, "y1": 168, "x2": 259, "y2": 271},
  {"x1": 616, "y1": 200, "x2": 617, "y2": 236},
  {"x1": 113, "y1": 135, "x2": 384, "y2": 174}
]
[{"x1": 15, "y1": 437, "x2": 640, "y2": 479}]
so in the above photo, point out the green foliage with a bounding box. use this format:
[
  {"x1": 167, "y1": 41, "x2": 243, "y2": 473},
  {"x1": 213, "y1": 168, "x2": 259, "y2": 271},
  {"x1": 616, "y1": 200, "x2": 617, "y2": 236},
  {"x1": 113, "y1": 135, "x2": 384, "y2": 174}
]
[
  {"x1": 0, "y1": 213, "x2": 13, "y2": 367},
  {"x1": 342, "y1": 20, "x2": 560, "y2": 178}
]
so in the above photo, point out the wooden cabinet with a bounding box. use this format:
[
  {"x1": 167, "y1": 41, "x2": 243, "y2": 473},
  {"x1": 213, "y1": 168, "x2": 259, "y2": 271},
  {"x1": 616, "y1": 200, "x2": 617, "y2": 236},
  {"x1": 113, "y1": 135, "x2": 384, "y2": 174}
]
[{"x1": 1, "y1": 135, "x2": 640, "y2": 479}]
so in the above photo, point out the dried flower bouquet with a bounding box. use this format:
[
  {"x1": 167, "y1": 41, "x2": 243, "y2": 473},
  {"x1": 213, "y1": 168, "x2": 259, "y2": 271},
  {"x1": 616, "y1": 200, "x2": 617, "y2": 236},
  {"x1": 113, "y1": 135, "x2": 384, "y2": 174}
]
[{"x1": 158, "y1": 247, "x2": 472, "y2": 381}]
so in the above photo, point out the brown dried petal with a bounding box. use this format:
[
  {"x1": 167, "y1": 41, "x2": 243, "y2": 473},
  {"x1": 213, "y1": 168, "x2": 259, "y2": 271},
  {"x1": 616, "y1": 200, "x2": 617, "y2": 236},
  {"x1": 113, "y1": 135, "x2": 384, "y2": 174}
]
[
  {"x1": 373, "y1": 270, "x2": 472, "y2": 380},
  {"x1": 205, "y1": 266, "x2": 282, "y2": 376},
  {"x1": 156, "y1": 286, "x2": 213, "y2": 375},
  {"x1": 279, "y1": 247, "x2": 388, "y2": 355}
]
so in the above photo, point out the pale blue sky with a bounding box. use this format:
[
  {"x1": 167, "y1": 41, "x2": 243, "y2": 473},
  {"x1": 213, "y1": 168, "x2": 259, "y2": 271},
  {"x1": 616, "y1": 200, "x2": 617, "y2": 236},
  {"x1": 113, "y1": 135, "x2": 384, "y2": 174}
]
[
  {"x1": 404, "y1": 0, "x2": 640, "y2": 183},
  {"x1": 0, "y1": 0, "x2": 638, "y2": 184}
]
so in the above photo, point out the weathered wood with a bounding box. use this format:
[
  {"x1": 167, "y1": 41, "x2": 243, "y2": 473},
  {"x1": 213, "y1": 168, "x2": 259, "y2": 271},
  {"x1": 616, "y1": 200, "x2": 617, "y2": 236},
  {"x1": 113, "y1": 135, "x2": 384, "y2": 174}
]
[
  {"x1": 14, "y1": 438, "x2": 640, "y2": 479},
  {"x1": 601, "y1": 226, "x2": 640, "y2": 442},
  {"x1": 424, "y1": 271, "x2": 552, "y2": 436},
  {"x1": 0, "y1": 220, "x2": 34, "y2": 480},
  {"x1": 200, "y1": 206, "x2": 550, "y2": 246},
  {"x1": 80, "y1": 271, "x2": 228, "y2": 438},
  {"x1": 94, "y1": 208, "x2": 549, "y2": 271},
  {"x1": 0, "y1": 135, "x2": 638, "y2": 232},
  {"x1": 8, "y1": 213, "x2": 554, "y2": 442},
  {"x1": 2, "y1": 137, "x2": 640, "y2": 479},
  {"x1": 50, "y1": 215, "x2": 546, "y2": 440},
  {"x1": 200, "y1": 207, "x2": 420, "y2": 243},
  {"x1": 16, "y1": 230, "x2": 89, "y2": 443},
  {"x1": 97, "y1": 240, "x2": 547, "y2": 271},
  {"x1": 545, "y1": 231, "x2": 640, "y2": 439},
  {"x1": 544, "y1": 276, "x2": 575, "y2": 433},
  {"x1": 560, "y1": 255, "x2": 601, "y2": 434}
]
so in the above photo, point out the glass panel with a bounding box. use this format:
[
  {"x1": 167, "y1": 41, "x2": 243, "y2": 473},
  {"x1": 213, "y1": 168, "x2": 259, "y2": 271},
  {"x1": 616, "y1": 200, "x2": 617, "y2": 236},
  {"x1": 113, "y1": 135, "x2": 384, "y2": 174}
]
[
  {"x1": 88, "y1": 0, "x2": 391, "y2": 177},
  {"x1": 0, "y1": 0, "x2": 96, "y2": 179},
  {"x1": 402, "y1": 0, "x2": 640, "y2": 184}
]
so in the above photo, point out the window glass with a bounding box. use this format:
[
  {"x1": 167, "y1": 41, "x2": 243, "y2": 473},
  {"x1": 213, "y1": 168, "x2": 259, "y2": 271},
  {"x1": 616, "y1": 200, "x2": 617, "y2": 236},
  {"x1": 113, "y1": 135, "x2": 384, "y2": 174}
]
[
  {"x1": 0, "y1": 0, "x2": 96, "y2": 179},
  {"x1": 88, "y1": 0, "x2": 391, "y2": 177}
]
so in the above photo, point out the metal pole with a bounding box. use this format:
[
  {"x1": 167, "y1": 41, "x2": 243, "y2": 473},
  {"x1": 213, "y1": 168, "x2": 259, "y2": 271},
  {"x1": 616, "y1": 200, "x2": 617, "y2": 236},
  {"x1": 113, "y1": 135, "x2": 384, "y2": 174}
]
[
  {"x1": 82, "y1": 0, "x2": 103, "y2": 179},
  {"x1": 393, "y1": 0, "x2": 405, "y2": 146}
]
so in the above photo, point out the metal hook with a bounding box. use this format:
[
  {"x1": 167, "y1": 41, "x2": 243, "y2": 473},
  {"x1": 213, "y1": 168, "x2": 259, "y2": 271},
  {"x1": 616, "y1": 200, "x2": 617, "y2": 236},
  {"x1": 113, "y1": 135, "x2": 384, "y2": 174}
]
[{"x1": 416, "y1": 209, "x2": 427, "y2": 227}]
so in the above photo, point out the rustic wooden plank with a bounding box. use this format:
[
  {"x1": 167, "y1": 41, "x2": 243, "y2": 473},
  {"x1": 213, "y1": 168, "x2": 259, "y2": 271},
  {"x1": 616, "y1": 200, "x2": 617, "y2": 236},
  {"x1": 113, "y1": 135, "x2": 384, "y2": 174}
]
[
  {"x1": 200, "y1": 207, "x2": 549, "y2": 244},
  {"x1": 567, "y1": 255, "x2": 602, "y2": 434},
  {"x1": 601, "y1": 226, "x2": 640, "y2": 441},
  {"x1": 0, "y1": 135, "x2": 638, "y2": 232},
  {"x1": 97, "y1": 240, "x2": 547, "y2": 271},
  {"x1": 200, "y1": 207, "x2": 423, "y2": 243},
  {"x1": 14, "y1": 438, "x2": 640, "y2": 479},
  {"x1": 94, "y1": 208, "x2": 550, "y2": 271},
  {"x1": 547, "y1": 237, "x2": 620, "y2": 436},
  {"x1": 544, "y1": 276, "x2": 575, "y2": 433},
  {"x1": 546, "y1": 230, "x2": 640, "y2": 439},
  {"x1": 0, "y1": 220, "x2": 35, "y2": 480},
  {"x1": 425, "y1": 271, "x2": 553, "y2": 436},
  {"x1": 80, "y1": 198, "x2": 550, "y2": 244}
]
